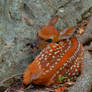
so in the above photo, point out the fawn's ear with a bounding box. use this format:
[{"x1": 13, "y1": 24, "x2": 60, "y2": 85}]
[
  {"x1": 60, "y1": 26, "x2": 76, "y2": 40},
  {"x1": 48, "y1": 15, "x2": 58, "y2": 26}
]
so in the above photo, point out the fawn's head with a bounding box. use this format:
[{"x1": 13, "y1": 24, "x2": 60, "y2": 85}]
[{"x1": 31, "y1": 16, "x2": 77, "y2": 48}]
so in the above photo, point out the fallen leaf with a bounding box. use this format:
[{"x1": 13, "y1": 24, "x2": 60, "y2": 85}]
[{"x1": 77, "y1": 28, "x2": 84, "y2": 34}]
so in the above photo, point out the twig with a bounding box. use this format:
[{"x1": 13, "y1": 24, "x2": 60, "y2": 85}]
[{"x1": 0, "y1": 73, "x2": 23, "y2": 87}]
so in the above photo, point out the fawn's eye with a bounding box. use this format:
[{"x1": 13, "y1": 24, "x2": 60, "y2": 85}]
[{"x1": 46, "y1": 39, "x2": 53, "y2": 43}]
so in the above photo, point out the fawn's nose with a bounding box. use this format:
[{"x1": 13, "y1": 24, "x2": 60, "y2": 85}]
[{"x1": 31, "y1": 37, "x2": 42, "y2": 48}]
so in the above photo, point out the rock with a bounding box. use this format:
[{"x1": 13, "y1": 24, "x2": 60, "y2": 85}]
[
  {"x1": 77, "y1": 16, "x2": 92, "y2": 44},
  {"x1": 69, "y1": 51, "x2": 92, "y2": 92}
]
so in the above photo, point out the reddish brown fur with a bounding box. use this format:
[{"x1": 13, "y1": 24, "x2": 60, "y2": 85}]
[{"x1": 23, "y1": 16, "x2": 84, "y2": 90}]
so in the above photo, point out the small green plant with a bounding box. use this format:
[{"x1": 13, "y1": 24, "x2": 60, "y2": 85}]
[{"x1": 58, "y1": 74, "x2": 68, "y2": 83}]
